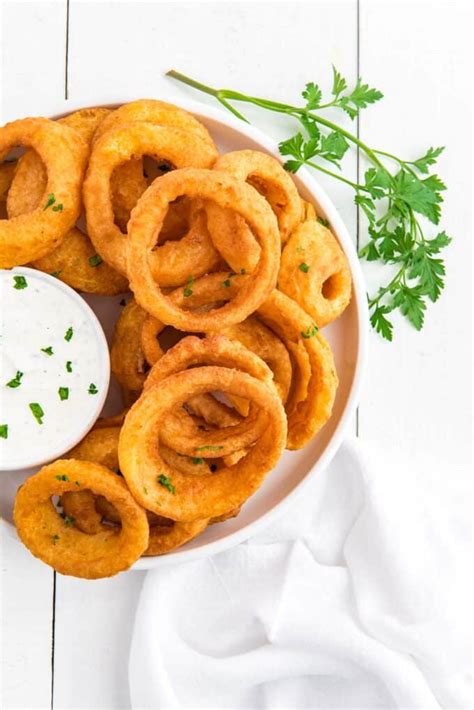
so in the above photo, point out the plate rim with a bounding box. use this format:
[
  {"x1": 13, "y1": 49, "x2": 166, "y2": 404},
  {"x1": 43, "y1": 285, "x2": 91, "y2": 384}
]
[{"x1": 2, "y1": 95, "x2": 369, "y2": 570}]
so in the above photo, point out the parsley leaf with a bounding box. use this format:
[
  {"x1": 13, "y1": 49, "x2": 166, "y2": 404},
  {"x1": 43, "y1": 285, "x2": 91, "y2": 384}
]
[
  {"x1": 41, "y1": 346, "x2": 54, "y2": 356},
  {"x1": 0, "y1": 424, "x2": 8, "y2": 439},
  {"x1": 64, "y1": 327, "x2": 74, "y2": 342},
  {"x1": 58, "y1": 387, "x2": 69, "y2": 401},
  {"x1": 158, "y1": 474, "x2": 176, "y2": 494},
  {"x1": 88, "y1": 383, "x2": 98, "y2": 395},
  {"x1": 88, "y1": 254, "x2": 103, "y2": 267},
  {"x1": 6, "y1": 371, "x2": 23, "y2": 388},
  {"x1": 13, "y1": 275, "x2": 27, "y2": 290},
  {"x1": 29, "y1": 403, "x2": 44, "y2": 425}
]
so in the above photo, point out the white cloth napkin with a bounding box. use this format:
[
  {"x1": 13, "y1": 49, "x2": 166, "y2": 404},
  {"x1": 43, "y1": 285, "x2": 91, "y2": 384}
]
[{"x1": 129, "y1": 437, "x2": 471, "y2": 709}]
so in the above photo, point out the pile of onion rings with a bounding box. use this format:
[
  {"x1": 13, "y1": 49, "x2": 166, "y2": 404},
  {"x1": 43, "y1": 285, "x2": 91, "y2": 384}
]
[{"x1": 6, "y1": 99, "x2": 352, "y2": 578}]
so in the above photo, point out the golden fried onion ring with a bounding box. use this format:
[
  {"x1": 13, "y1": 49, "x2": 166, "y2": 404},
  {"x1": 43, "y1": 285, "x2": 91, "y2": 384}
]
[
  {"x1": 119, "y1": 366, "x2": 287, "y2": 521},
  {"x1": 127, "y1": 168, "x2": 280, "y2": 331},
  {"x1": 148, "y1": 272, "x2": 338, "y2": 449},
  {"x1": 6, "y1": 108, "x2": 128, "y2": 294},
  {"x1": 0, "y1": 118, "x2": 87, "y2": 267},
  {"x1": 143, "y1": 335, "x2": 275, "y2": 457},
  {"x1": 206, "y1": 149, "x2": 303, "y2": 272},
  {"x1": 61, "y1": 425, "x2": 209, "y2": 555},
  {"x1": 13, "y1": 459, "x2": 149, "y2": 579},
  {"x1": 279, "y1": 216, "x2": 352, "y2": 327},
  {"x1": 84, "y1": 124, "x2": 217, "y2": 276}
]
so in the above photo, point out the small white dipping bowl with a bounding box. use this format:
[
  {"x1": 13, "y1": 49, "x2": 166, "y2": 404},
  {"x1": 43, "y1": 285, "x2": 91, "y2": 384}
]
[{"x1": 0, "y1": 266, "x2": 110, "y2": 471}]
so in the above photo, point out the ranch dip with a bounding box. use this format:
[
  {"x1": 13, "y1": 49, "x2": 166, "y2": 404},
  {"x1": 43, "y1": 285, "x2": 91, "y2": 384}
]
[{"x1": 0, "y1": 267, "x2": 110, "y2": 470}]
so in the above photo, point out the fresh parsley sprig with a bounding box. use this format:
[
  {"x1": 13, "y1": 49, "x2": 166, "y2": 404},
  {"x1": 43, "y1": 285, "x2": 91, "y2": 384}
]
[{"x1": 167, "y1": 68, "x2": 450, "y2": 341}]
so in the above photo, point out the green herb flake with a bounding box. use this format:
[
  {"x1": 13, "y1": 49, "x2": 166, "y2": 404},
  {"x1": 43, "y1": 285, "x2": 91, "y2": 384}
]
[
  {"x1": 222, "y1": 279, "x2": 231, "y2": 288},
  {"x1": 88, "y1": 383, "x2": 98, "y2": 395},
  {"x1": 64, "y1": 327, "x2": 74, "y2": 342},
  {"x1": 51, "y1": 270, "x2": 62, "y2": 279},
  {"x1": 29, "y1": 402, "x2": 45, "y2": 425},
  {"x1": 317, "y1": 216, "x2": 330, "y2": 227},
  {"x1": 41, "y1": 346, "x2": 54, "y2": 356},
  {"x1": 301, "y1": 323, "x2": 319, "y2": 339},
  {"x1": 240, "y1": 268, "x2": 246, "y2": 274},
  {"x1": 191, "y1": 457, "x2": 204, "y2": 465},
  {"x1": 298, "y1": 262, "x2": 310, "y2": 273},
  {"x1": 6, "y1": 371, "x2": 23, "y2": 388},
  {"x1": 66, "y1": 361, "x2": 72, "y2": 373},
  {"x1": 143, "y1": 486, "x2": 148, "y2": 495},
  {"x1": 52, "y1": 534, "x2": 60, "y2": 544},
  {"x1": 43, "y1": 194, "x2": 56, "y2": 211},
  {"x1": 158, "y1": 474, "x2": 176, "y2": 494},
  {"x1": 55, "y1": 474, "x2": 70, "y2": 482},
  {"x1": 183, "y1": 275, "x2": 194, "y2": 297},
  {"x1": 13, "y1": 275, "x2": 28, "y2": 290},
  {"x1": 60, "y1": 513, "x2": 75, "y2": 527},
  {"x1": 194, "y1": 445, "x2": 224, "y2": 452},
  {"x1": 58, "y1": 387, "x2": 69, "y2": 401},
  {"x1": 52, "y1": 203, "x2": 64, "y2": 212},
  {"x1": 88, "y1": 254, "x2": 103, "y2": 267},
  {"x1": 0, "y1": 424, "x2": 8, "y2": 439}
]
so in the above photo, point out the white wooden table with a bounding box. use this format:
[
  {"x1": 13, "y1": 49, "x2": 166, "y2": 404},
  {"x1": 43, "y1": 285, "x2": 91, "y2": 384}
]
[{"x1": 1, "y1": 1, "x2": 471, "y2": 708}]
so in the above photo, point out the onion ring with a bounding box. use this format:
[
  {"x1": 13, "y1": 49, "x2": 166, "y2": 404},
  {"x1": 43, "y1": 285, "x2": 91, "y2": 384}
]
[
  {"x1": 0, "y1": 118, "x2": 87, "y2": 267},
  {"x1": 13, "y1": 459, "x2": 149, "y2": 579},
  {"x1": 61, "y1": 426, "x2": 209, "y2": 555},
  {"x1": 127, "y1": 168, "x2": 280, "y2": 330},
  {"x1": 143, "y1": 335, "x2": 275, "y2": 457},
  {"x1": 6, "y1": 108, "x2": 128, "y2": 294},
  {"x1": 119, "y1": 366, "x2": 287, "y2": 520},
  {"x1": 83, "y1": 124, "x2": 217, "y2": 276},
  {"x1": 147, "y1": 272, "x2": 337, "y2": 448},
  {"x1": 206, "y1": 149, "x2": 302, "y2": 272},
  {"x1": 279, "y1": 215, "x2": 352, "y2": 327},
  {"x1": 110, "y1": 298, "x2": 151, "y2": 396}
]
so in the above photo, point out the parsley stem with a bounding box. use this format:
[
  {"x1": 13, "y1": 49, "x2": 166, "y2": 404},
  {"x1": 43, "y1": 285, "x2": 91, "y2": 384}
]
[
  {"x1": 304, "y1": 160, "x2": 367, "y2": 191},
  {"x1": 167, "y1": 70, "x2": 389, "y2": 176}
]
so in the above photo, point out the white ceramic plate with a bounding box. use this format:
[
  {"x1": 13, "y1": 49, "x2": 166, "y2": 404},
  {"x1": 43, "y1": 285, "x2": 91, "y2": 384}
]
[{"x1": 1, "y1": 97, "x2": 368, "y2": 570}]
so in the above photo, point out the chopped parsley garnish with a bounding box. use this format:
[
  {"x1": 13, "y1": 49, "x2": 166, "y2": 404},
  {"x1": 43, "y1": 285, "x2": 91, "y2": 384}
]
[
  {"x1": 60, "y1": 513, "x2": 75, "y2": 527},
  {"x1": 52, "y1": 534, "x2": 60, "y2": 544},
  {"x1": 51, "y1": 271, "x2": 62, "y2": 279},
  {"x1": 301, "y1": 323, "x2": 319, "y2": 339},
  {"x1": 55, "y1": 474, "x2": 70, "y2": 481},
  {"x1": 183, "y1": 275, "x2": 194, "y2": 297},
  {"x1": 43, "y1": 194, "x2": 56, "y2": 211},
  {"x1": 191, "y1": 457, "x2": 204, "y2": 465},
  {"x1": 158, "y1": 474, "x2": 176, "y2": 494},
  {"x1": 317, "y1": 216, "x2": 330, "y2": 227},
  {"x1": 194, "y1": 445, "x2": 224, "y2": 452},
  {"x1": 13, "y1": 275, "x2": 27, "y2": 289},
  {"x1": 0, "y1": 424, "x2": 8, "y2": 439},
  {"x1": 29, "y1": 402, "x2": 44, "y2": 425},
  {"x1": 64, "y1": 326, "x2": 74, "y2": 342},
  {"x1": 298, "y1": 262, "x2": 310, "y2": 273},
  {"x1": 58, "y1": 387, "x2": 69, "y2": 401},
  {"x1": 41, "y1": 346, "x2": 54, "y2": 356},
  {"x1": 88, "y1": 254, "x2": 103, "y2": 267},
  {"x1": 66, "y1": 361, "x2": 72, "y2": 373},
  {"x1": 240, "y1": 268, "x2": 246, "y2": 274},
  {"x1": 52, "y1": 203, "x2": 64, "y2": 212},
  {"x1": 143, "y1": 486, "x2": 148, "y2": 495},
  {"x1": 6, "y1": 371, "x2": 23, "y2": 388},
  {"x1": 222, "y1": 279, "x2": 231, "y2": 288},
  {"x1": 88, "y1": 383, "x2": 98, "y2": 395}
]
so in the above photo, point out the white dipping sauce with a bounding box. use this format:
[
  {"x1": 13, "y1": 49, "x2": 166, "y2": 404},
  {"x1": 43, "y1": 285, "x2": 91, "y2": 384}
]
[{"x1": 0, "y1": 267, "x2": 110, "y2": 470}]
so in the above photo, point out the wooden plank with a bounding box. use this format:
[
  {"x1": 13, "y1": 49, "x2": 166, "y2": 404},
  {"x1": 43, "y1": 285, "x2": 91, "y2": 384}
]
[
  {"x1": 0, "y1": 2, "x2": 67, "y2": 708},
  {"x1": 357, "y1": 0, "x2": 472, "y2": 477},
  {"x1": 51, "y1": 2, "x2": 359, "y2": 707}
]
